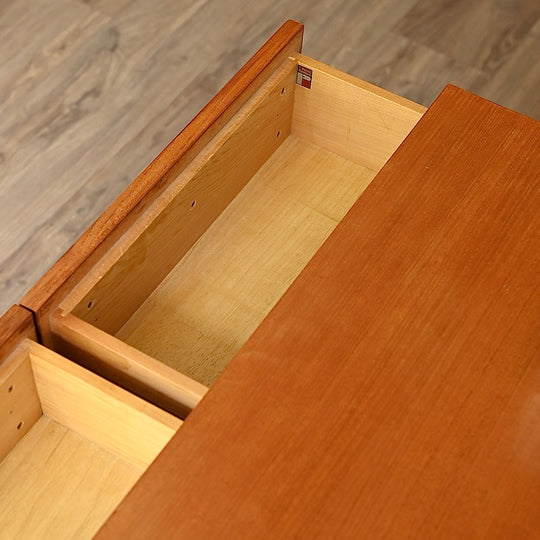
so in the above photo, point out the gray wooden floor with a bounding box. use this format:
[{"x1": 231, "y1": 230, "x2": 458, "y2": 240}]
[{"x1": 1, "y1": 0, "x2": 539, "y2": 316}]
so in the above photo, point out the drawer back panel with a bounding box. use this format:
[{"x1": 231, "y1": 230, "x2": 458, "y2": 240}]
[{"x1": 292, "y1": 54, "x2": 425, "y2": 170}]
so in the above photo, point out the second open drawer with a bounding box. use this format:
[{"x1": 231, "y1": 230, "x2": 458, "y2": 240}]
[
  {"x1": 0, "y1": 336, "x2": 180, "y2": 538},
  {"x1": 23, "y1": 23, "x2": 425, "y2": 418}
]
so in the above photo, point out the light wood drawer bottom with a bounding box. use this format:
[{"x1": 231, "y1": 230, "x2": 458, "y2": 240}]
[{"x1": 116, "y1": 135, "x2": 375, "y2": 387}]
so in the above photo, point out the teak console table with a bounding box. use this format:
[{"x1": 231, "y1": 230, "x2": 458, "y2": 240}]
[{"x1": 0, "y1": 20, "x2": 538, "y2": 539}]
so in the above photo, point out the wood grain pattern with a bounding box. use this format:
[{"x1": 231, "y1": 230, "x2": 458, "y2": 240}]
[
  {"x1": 117, "y1": 135, "x2": 376, "y2": 386},
  {"x1": 98, "y1": 86, "x2": 540, "y2": 539},
  {"x1": 0, "y1": 338, "x2": 182, "y2": 537},
  {"x1": 47, "y1": 56, "x2": 419, "y2": 412},
  {"x1": 41, "y1": 58, "x2": 299, "y2": 417},
  {"x1": 393, "y1": 0, "x2": 540, "y2": 75},
  {"x1": 19, "y1": 19, "x2": 303, "y2": 342},
  {"x1": 0, "y1": 416, "x2": 141, "y2": 540}
]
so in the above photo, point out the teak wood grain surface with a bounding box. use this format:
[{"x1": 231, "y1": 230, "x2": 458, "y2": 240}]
[{"x1": 99, "y1": 86, "x2": 540, "y2": 538}]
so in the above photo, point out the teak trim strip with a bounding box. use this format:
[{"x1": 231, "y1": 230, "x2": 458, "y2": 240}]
[
  {"x1": 20, "y1": 20, "x2": 304, "y2": 340},
  {"x1": 0, "y1": 305, "x2": 37, "y2": 364}
]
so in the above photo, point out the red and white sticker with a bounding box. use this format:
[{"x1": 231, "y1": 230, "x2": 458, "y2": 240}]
[{"x1": 296, "y1": 65, "x2": 313, "y2": 89}]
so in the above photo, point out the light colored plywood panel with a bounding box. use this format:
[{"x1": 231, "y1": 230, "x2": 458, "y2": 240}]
[
  {"x1": 17, "y1": 17, "x2": 303, "y2": 334},
  {"x1": 117, "y1": 135, "x2": 375, "y2": 386},
  {"x1": 0, "y1": 416, "x2": 141, "y2": 540},
  {"x1": 291, "y1": 53, "x2": 425, "y2": 170},
  {"x1": 28, "y1": 341, "x2": 181, "y2": 468}
]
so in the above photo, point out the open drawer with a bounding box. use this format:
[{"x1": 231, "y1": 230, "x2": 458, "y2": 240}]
[
  {"x1": 0, "y1": 328, "x2": 180, "y2": 539},
  {"x1": 21, "y1": 21, "x2": 425, "y2": 418}
]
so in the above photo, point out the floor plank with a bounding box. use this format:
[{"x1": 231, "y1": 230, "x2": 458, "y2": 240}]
[{"x1": 1, "y1": 0, "x2": 538, "y2": 315}]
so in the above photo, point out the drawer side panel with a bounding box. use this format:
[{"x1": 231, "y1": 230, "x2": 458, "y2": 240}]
[{"x1": 20, "y1": 20, "x2": 304, "y2": 345}]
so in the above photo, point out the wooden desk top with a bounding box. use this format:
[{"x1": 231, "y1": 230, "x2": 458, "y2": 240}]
[{"x1": 99, "y1": 86, "x2": 540, "y2": 538}]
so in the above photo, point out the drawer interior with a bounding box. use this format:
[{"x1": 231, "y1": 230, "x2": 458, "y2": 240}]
[
  {"x1": 54, "y1": 54, "x2": 425, "y2": 414},
  {"x1": 116, "y1": 134, "x2": 375, "y2": 386},
  {"x1": 0, "y1": 339, "x2": 181, "y2": 539}
]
